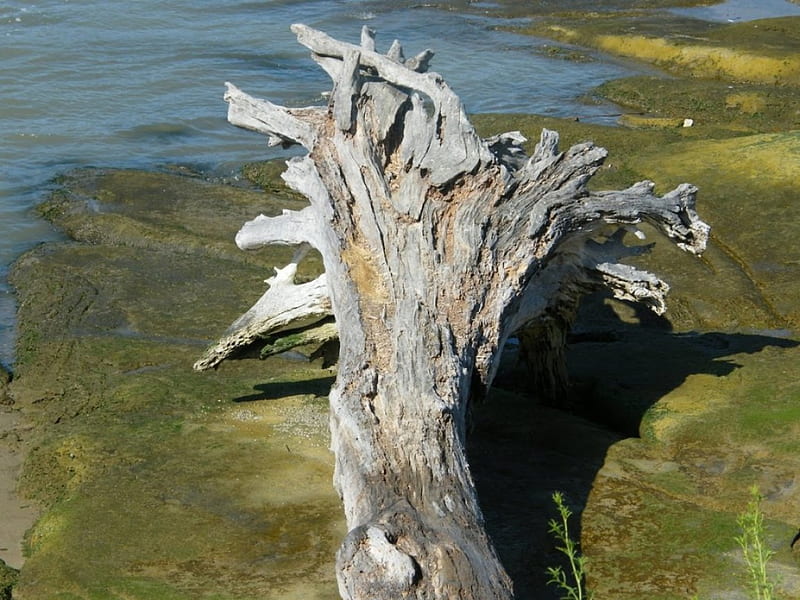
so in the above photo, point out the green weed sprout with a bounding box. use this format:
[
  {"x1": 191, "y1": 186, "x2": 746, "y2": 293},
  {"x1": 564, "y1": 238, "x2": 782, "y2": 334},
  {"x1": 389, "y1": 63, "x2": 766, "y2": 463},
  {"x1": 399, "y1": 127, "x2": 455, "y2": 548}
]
[
  {"x1": 546, "y1": 491, "x2": 591, "y2": 600},
  {"x1": 735, "y1": 485, "x2": 776, "y2": 600}
]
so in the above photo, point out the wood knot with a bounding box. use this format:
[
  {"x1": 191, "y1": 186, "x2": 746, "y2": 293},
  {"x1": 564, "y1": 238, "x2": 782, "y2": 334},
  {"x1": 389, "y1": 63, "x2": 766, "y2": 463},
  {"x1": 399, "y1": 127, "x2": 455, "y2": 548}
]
[{"x1": 337, "y1": 525, "x2": 420, "y2": 598}]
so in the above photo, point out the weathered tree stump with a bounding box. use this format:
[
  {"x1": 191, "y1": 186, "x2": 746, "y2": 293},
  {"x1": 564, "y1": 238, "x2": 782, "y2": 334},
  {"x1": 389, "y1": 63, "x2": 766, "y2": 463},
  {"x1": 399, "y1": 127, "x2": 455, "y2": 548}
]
[{"x1": 196, "y1": 25, "x2": 709, "y2": 599}]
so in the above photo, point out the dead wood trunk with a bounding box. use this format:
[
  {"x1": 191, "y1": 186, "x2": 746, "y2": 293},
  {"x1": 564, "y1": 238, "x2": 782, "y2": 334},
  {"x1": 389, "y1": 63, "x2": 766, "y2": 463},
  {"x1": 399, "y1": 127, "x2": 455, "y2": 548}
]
[{"x1": 197, "y1": 25, "x2": 709, "y2": 599}]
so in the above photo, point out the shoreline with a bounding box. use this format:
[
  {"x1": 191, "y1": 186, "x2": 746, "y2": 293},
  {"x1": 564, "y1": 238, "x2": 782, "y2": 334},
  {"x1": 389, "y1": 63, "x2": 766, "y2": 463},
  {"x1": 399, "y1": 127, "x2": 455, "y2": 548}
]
[
  {"x1": 2, "y1": 123, "x2": 800, "y2": 595},
  {"x1": 0, "y1": 403, "x2": 37, "y2": 570}
]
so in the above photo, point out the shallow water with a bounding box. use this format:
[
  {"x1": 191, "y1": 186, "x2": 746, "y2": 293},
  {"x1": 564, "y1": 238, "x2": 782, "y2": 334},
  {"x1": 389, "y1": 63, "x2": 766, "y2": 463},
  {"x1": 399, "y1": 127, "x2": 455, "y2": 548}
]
[
  {"x1": 670, "y1": 0, "x2": 800, "y2": 21},
  {"x1": 0, "y1": 1, "x2": 653, "y2": 366}
]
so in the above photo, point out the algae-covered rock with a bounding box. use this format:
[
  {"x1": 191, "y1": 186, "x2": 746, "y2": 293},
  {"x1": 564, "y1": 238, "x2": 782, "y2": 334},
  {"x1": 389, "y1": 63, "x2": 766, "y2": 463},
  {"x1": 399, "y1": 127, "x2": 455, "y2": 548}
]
[
  {"x1": 480, "y1": 23, "x2": 800, "y2": 595},
  {"x1": 474, "y1": 112, "x2": 800, "y2": 598},
  {"x1": 9, "y1": 167, "x2": 343, "y2": 599},
  {"x1": 598, "y1": 76, "x2": 800, "y2": 133},
  {"x1": 8, "y1": 110, "x2": 800, "y2": 600},
  {"x1": 6, "y1": 163, "x2": 628, "y2": 600},
  {"x1": 0, "y1": 558, "x2": 18, "y2": 600},
  {"x1": 520, "y1": 15, "x2": 800, "y2": 86},
  {"x1": 518, "y1": 12, "x2": 800, "y2": 138},
  {"x1": 581, "y1": 336, "x2": 800, "y2": 599},
  {"x1": 565, "y1": 123, "x2": 800, "y2": 597},
  {"x1": 627, "y1": 131, "x2": 800, "y2": 330},
  {"x1": 37, "y1": 168, "x2": 315, "y2": 266}
]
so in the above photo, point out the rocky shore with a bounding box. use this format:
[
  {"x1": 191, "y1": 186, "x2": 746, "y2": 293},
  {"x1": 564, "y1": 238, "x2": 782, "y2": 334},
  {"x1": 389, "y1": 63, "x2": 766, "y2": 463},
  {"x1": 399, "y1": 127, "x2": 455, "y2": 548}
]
[
  {"x1": 472, "y1": 112, "x2": 800, "y2": 597},
  {"x1": 2, "y1": 7, "x2": 800, "y2": 600},
  {"x1": 3, "y1": 167, "x2": 343, "y2": 598},
  {"x1": 489, "y1": 8, "x2": 800, "y2": 597}
]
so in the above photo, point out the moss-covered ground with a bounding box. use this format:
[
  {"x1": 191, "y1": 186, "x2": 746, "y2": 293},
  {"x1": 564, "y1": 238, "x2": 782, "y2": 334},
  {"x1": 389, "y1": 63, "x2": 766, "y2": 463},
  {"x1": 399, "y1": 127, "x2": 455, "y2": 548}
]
[
  {"x1": 473, "y1": 8, "x2": 800, "y2": 595},
  {"x1": 8, "y1": 168, "x2": 342, "y2": 599}
]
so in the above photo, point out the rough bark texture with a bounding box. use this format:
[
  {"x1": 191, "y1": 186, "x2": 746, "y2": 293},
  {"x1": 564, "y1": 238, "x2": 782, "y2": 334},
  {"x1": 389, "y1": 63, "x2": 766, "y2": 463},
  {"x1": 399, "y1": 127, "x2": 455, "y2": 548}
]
[{"x1": 198, "y1": 25, "x2": 709, "y2": 599}]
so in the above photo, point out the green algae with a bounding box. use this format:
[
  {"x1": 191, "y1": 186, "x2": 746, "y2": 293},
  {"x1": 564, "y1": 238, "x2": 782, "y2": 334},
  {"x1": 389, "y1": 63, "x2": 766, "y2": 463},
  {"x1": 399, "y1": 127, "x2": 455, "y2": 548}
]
[
  {"x1": 240, "y1": 161, "x2": 307, "y2": 197},
  {"x1": 583, "y1": 341, "x2": 800, "y2": 599},
  {"x1": 713, "y1": 17, "x2": 800, "y2": 57},
  {"x1": 519, "y1": 15, "x2": 800, "y2": 86},
  {"x1": 0, "y1": 559, "x2": 17, "y2": 600},
  {"x1": 597, "y1": 76, "x2": 800, "y2": 133},
  {"x1": 475, "y1": 109, "x2": 798, "y2": 335},
  {"x1": 39, "y1": 168, "x2": 320, "y2": 271},
  {"x1": 627, "y1": 132, "x2": 800, "y2": 330},
  {"x1": 8, "y1": 168, "x2": 342, "y2": 599},
  {"x1": 18, "y1": 391, "x2": 342, "y2": 599}
]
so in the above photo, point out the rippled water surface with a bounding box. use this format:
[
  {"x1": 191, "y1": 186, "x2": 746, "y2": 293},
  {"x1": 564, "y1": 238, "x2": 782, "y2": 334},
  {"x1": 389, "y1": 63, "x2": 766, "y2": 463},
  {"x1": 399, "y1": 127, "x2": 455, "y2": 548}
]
[{"x1": 670, "y1": 0, "x2": 800, "y2": 21}]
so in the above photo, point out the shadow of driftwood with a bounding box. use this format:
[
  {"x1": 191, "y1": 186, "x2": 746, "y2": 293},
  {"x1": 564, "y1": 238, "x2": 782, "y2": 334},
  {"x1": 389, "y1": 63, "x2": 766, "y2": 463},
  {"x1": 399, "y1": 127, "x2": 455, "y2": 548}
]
[
  {"x1": 472, "y1": 298, "x2": 798, "y2": 599},
  {"x1": 227, "y1": 306, "x2": 797, "y2": 599},
  {"x1": 469, "y1": 387, "x2": 617, "y2": 599},
  {"x1": 231, "y1": 374, "x2": 336, "y2": 403},
  {"x1": 566, "y1": 316, "x2": 798, "y2": 437}
]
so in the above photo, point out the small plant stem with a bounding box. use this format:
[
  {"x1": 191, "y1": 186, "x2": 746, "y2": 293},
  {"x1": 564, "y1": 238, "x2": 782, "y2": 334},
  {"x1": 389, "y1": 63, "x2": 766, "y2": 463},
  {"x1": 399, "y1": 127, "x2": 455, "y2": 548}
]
[
  {"x1": 547, "y1": 491, "x2": 590, "y2": 600},
  {"x1": 735, "y1": 485, "x2": 775, "y2": 600},
  {"x1": 561, "y1": 504, "x2": 583, "y2": 600}
]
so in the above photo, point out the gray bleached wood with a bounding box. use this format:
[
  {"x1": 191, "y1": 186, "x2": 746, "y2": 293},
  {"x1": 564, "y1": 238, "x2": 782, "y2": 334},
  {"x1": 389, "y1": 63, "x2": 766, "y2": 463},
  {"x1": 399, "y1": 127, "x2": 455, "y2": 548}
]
[
  {"x1": 193, "y1": 245, "x2": 330, "y2": 371},
  {"x1": 200, "y1": 24, "x2": 709, "y2": 599}
]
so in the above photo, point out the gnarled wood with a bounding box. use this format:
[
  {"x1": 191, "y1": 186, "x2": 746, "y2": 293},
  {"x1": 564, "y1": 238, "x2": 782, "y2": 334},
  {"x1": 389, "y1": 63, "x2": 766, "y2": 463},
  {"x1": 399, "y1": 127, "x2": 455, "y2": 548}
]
[
  {"x1": 193, "y1": 244, "x2": 330, "y2": 371},
  {"x1": 200, "y1": 25, "x2": 709, "y2": 599}
]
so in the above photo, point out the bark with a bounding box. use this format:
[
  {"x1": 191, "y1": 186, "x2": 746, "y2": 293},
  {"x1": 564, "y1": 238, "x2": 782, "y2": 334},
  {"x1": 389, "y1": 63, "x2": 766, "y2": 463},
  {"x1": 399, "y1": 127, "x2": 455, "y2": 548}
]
[{"x1": 198, "y1": 25, "x2": 709, "y2": 599}]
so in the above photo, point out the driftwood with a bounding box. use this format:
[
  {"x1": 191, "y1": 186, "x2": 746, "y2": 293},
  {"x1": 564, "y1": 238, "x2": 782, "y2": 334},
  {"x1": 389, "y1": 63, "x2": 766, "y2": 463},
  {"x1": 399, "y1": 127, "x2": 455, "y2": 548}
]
[
  {"x1": 193, "y1": 244, "x2": 331, "y2": 370},
  {"x1": 196, "y1": 25, "x2": 709, "y2": 599}
]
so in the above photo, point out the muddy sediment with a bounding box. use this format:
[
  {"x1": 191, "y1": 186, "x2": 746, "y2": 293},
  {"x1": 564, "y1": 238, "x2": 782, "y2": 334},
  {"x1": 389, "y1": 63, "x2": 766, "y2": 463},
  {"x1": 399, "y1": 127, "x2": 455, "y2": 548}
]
[{"x1": 6, "y1": 168, "x2": 342, "y2": 598}]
